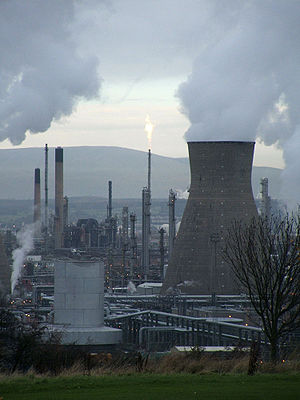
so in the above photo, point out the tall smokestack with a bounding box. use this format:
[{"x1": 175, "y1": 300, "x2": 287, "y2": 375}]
[
  {"x1": 159, "y1": 227, "x2": 165, "y2": 280},
  {"x1": 142, "y1": 149, "x2": 152, "y2": 281},
  {"x1": 162, "y1": 141, "x2": 258, "y2": 295},
  {"x1": 168, "y1": 189, "x2": 176, "y2": 261},
  {"x1": 55, "y1": 147, "x2": 64, "y2": 249},
  {"x1": 142, "y1": 187, "x2": 151, "y2": 280},
  {"x1": 34, "y1": 168, "x2": 41, "y2": 226},
  {"x1": 107, "y1": 180, "x2": 113, "y2": 246},
  {"x1": 44, "y1": 144, "x2": 49, "y2": 235},
  {"x1": 63, "y1": 196, "x2": 69, "y2": 228},
  {"x1": 148, "y1": 149, "x2": 151, "y2": 193},
  {"x1": 129, "y1": 212, "x2": 137, "y2": 280},
  {"x1": 108, "y1": 180, "x2": 112, "y2": 219},
  {"x1": 122, "y1": 206, "x2": 129, "y2": 247},
  {"x1": 260, "y1": 177, "x2": 271, "y2": 219}
]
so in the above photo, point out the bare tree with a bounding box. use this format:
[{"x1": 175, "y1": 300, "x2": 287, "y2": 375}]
[{"x1": 223, "y1": 214, "x2": 300, "y2": 362}]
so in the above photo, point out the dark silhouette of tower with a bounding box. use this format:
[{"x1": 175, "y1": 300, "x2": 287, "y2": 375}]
[
  {"x1": 168, "y1": 189, "x2": 176, "y2": 261},
  {"x1": 161, "y1": 141, "x2": 258, "y2": 295},
  {"x1": 55, "y1": 147, "x2": 64, "y2": 249},
  {"x1": 33, "y1": 168, "x2": 41, "y2": 225}
]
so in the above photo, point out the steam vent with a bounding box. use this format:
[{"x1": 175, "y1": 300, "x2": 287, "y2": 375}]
[{"x1": 162, "y1": 141, "x2": 258, "y2": 295}]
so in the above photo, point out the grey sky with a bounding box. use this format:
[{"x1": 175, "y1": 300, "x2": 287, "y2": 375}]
[{"x1": 0, "y1": 0, "x2": 299, "y2": 202}]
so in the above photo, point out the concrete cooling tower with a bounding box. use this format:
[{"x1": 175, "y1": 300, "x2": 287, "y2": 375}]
[{"x1": 162, "y1": 141, "x2": 258, "y2": 295}]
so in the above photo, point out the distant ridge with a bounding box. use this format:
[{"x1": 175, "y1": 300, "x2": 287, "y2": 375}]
[{"x1": 0, "y1": 146, "x2": 282, "y2": 199}]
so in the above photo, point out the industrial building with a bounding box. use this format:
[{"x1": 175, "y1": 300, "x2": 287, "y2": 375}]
[{"x1": 2, "y1": 140, "x2": 297, "y2": 356}]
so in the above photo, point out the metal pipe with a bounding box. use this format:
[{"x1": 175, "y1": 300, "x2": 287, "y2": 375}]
[{"x1": 139, "y1": 326, "x2": 176, "y2": 346}]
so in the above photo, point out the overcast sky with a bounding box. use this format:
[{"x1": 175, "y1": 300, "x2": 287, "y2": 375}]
[{"x1": 1, "y1": 0, "x2": 300, "y2": 202}]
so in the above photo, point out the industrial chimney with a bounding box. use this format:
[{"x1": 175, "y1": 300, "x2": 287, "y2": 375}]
[
  {"x1": 55, "y1": 147, "x2": 64, "y2": 249},
  {"x1": 44, "y1": 144, "x2": 49, "y2": 251},
  {"x1": 129, "y1": 212, "x2": 137, "y2": 280},
  {"x1": 33, "y1": 168, "x2": 41, "y2": 226},
  {"x1": 260, "y1": 177, "x2": 271, "y2": 219},
  {"x1": 168, "y1": 189, "x2": 176, "y2": 261},
  {"x1": 161, "y1": 141, "x2": 258, "y2": 295}
]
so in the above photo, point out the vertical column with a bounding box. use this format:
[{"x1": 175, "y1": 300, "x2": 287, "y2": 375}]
[
  {"x1": 34, "y1": 168, "x2": 41, "y2": 227},
  {"x1": 260, "y1": 177, "x2": 271, "y2": 219},
  {"x1": 129, "y1": 212, "x2": 137, "y2": 280},
  {"x1": 44, "y1": 144, "x2": 49, "y2": 251},
  {"x1": 159, "y1": 227, "x2": 165, "y2": 279},
  {"x1": 55, "y1": 147, "x2": 63, "y2": 249},
  {"x1": 63, "y1": 196, "x2": 69, "y2": 227},
  {"x1": 168, "y1": 189, "x2": 176, "y2": 261},
  {"x1": 142, "y1": 187, "x2": 150, "y2": 280},
  {"x1": 122, "y1": 206, "x2": 129, "y2": 246}
]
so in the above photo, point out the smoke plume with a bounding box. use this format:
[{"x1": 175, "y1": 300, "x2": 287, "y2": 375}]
[
  {"x1": 177, "y1": 1, "x2": 300, "y2": 204},
  {"x1": 11, "y1": 224, "x2": 35, "y2": 294},
  {"x1": 127, "y1": 281, "x2": 137, "y2": 294},
  {"x1": 0, "y1": 0, "x2": 101, "y2": 145},
  {"x1": 174, "y1": 188, "x2": 189, "y2": 200}
]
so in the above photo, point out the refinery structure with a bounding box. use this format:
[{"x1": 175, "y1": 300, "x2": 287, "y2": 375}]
[{"x1": 0, "y1": 140, "x2": 297, "y2": 352}]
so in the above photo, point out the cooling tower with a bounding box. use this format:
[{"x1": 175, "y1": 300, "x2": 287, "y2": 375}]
[{"x1": 162, "y1": 141, "x2": 258, "y2": 295}]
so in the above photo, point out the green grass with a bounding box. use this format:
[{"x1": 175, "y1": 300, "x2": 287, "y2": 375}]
[{"x1": 0, "y1": 373, "x2": 299, "y2": 400}]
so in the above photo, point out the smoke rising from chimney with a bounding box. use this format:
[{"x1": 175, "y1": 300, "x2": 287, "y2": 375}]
[
  {"x1": 177, "y1": 1, "x2": 300, "y2": 203},
  {"x1": 0, "y1": 0, "x2": 101, "y2": 145},
  {"x1": 11, "y1": 224, "x2": 35, "y2": 294}
]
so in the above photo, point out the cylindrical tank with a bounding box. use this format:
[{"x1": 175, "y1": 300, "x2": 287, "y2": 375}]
[
  {"x1": 54, "y1": 259, "x2": 104, "y2": 327},
  {"x1": 161, "y1": 141, "x2": 258, "y2": 295}
]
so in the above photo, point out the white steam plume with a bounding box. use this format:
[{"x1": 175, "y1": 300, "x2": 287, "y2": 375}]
[
  {"x1": 127, "y1": 281, "x2": 137, "y2": 294},
  {"x1": 177, "y1": 1, "x2": 300, "y2": 204},
  {"x1": 174, "y1": 188, "x2": 189, "y2": 200},
  {"x1": 0, "y1": 0, "x2": 101, "y2": 145},
  {"x1": 11, "y1": 224, "x2": 35, "y2": 294}
]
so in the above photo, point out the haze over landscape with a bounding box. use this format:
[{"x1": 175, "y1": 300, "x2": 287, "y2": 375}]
[
  {"x1": 0, "y1": 1, "x2": 299, "y2": 207},
  {"x1": 0, "y1": 146, "x2": 281, "y2": 200}
]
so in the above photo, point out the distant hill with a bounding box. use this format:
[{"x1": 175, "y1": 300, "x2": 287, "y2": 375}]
[{"x1": 0, "y1": 146, "x2": 282, "y2": 200}]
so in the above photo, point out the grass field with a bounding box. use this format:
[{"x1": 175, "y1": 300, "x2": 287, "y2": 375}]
[{"x1": 0, "y1": 373, "x2": 299, "y2": 400}]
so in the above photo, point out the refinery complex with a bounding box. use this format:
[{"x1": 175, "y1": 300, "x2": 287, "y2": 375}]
[{"x1": 0, "y1": 142, "x2": 297, "y2": 352}]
